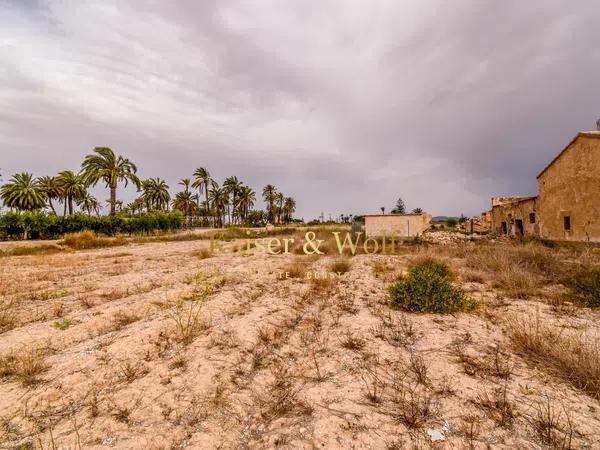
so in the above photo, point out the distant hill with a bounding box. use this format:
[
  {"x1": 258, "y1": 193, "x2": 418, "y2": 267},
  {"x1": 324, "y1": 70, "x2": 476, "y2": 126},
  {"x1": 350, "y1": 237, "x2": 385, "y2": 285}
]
[{"x1": 432, "y1": 216, "x2": 460, "y2": 222}]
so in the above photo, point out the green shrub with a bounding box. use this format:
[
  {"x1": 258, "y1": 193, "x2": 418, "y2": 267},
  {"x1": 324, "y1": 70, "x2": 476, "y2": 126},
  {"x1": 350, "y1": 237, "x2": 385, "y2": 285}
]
[
  {"x1": 0, "y1": 211, "x2": 184, "y2": 240},
  {"x1": 389, "y1": 259, "x2": 474, "y2": 313},
  {"x1": 565, "y1": 266, "x2": 600, "y2": 307}
]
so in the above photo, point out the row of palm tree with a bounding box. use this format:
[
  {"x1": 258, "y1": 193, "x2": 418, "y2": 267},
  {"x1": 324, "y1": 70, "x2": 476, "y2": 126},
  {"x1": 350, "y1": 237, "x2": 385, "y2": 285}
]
[{"x1": 0, "y1": 147, "x2": 297, "y2": 227}]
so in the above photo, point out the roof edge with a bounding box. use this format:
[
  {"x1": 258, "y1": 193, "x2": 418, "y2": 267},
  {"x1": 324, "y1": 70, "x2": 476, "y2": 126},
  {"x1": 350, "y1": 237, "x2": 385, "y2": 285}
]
[{"x1": 537, "y1": 131, "x2": 600, "y2": 179}]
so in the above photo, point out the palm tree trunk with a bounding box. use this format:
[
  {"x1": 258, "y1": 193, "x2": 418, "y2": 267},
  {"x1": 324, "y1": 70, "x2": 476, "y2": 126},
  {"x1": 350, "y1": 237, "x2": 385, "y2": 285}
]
[
  {"x1": 63, "y1": 200, "x2": 67, "y2": 216},
  {"x1": 110, "y1": 184, "x2": 117, "y2": 215},
  {"x1": 68, "y1": 196, "x2": 73, "y2": 215},
  {"x1": 48, "y1": 199, "x2": 56, "y2": 215}
]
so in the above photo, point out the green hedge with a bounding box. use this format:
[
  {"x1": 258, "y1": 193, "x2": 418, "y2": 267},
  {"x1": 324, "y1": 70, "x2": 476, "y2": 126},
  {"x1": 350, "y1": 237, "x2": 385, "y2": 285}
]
[{"x1": 0, "y1": 211, "x2": 184, "y2": 240}]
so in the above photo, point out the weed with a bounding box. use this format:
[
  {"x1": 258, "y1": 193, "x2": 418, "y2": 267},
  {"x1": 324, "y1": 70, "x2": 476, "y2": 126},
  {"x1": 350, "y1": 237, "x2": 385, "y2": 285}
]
[
  {"x1": 0, "y1": 347, "x2": 48, "y2": 386},
  {"x1": 111, "y1": 311, "x2": 140, "y2": 330},
  {"x1": 52, "y1": 318, "x2": 79, "y2": 330},
  {"x1": 389, "y1": 383, "x2": 436, "y2": 429},
  {"x1": 168, "y1": 301, "x2": 210, "y2": 345},
  {"x1": 340, "y1": 331, "x2": 366, "y2": 351},
  {"x1": 473, "y1": 382, "x2": 516, "y2": 428},
  {"x1": 389, "y1": 259, "x2": 475, "y2": 313},
  {"x1": 193, "y1": 248, "x2": 214, "y2": 260},
  {"x1": 531, "y1": 397, "x2": 574, "y2": 449},
  {"x1": 564, "y1": 266, "x2": 600, "y2": 307},
  {"x1": 328, "y1": 258, "x2": 351, "y2": 274}
]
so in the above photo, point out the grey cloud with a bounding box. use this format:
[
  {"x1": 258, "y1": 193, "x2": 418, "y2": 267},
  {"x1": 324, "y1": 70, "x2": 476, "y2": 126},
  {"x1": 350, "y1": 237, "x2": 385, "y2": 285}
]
[{"x1": 2, "y1": 0, "x2": 600, "y2": 218}]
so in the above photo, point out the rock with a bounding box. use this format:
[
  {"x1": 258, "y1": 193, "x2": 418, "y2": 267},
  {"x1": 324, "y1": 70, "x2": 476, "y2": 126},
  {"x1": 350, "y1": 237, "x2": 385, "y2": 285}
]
[{"x1": 426, "y1": 428, "x2": 445, "y2": 442}]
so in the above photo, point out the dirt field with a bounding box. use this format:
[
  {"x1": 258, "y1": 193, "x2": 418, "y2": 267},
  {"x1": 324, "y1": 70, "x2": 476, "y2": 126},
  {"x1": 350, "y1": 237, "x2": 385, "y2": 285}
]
[{"x1": 1, "y1": 232, "x2": 600, "y2": 449}]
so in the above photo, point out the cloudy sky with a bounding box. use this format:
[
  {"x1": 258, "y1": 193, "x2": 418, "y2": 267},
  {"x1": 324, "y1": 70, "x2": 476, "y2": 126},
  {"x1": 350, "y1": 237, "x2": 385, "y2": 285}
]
[{"x1": 2, "y1": 0, "x2": 600, "y2": 219}]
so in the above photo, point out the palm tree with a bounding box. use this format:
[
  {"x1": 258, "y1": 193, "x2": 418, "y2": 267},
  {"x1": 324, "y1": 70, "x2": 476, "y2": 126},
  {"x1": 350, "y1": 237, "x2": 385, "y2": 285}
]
[
  {"x1": 192, "y1": 167, "x2": 211, "y2": 213},
  {"x1": 236, "y1": 185, "x2": 256, "y2": 223},
  {"x1": 80, "y1": 147, "x2": 140, "y2": 215},
  {"x1": 283, "y1": 197, "x2": 296, "y2": 224},
  {"x1": 223, "y1": 176, "x2": 242, "y2": 224},
  {"x1": 37, "y1": 175, "x2": 61, "y2": 214},
  {"x1": 0, "y1": 172, "x2": 46, "y2": 211},
  {"x1": 412, "y1": 207, "x2": 423, "y2": 214},
  {"x1": 141, "y1": 178, "x2": 170, "y2": 211},
  {"x1": 56, "y1": 170, "x2": 86, "y2": 215},
  {"x1": 176, "y1": 178, "x2": 194, "y2": 222},
  {"x1": 275, "y1": 192, "x2": 284, "y2": 224},
  {"x1": 262, "y1": 184, "x2": 277, "y2": 224},
  {"x1": 208, "y1": 183, "x2": 228, "y2": 227},
  {"x1": 172, "y1": 190, "x2": 198, "y2": 219},
  {"x1": 77, "y1": 192, "x2": 101, "y2": 216}
]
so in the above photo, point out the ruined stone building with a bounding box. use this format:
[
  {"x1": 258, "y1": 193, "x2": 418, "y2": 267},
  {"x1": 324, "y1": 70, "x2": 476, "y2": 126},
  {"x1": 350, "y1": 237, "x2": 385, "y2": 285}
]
[
  {"x1": 364, "y1": 213, "x2": 432, "y2": 238},
  {"x1": 491, "y1": 124, "x2": 600, "y2": 242}
]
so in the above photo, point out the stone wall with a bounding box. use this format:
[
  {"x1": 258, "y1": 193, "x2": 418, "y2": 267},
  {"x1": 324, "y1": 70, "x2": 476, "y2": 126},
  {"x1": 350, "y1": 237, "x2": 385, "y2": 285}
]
[
  {"x1": 537, "y1": 133, "x2": 600, "y2": 242},
  {"x1": 491, "y1": 197, "x2": 538, "y2": 236},
  {"x1": 364, "y1": 214, "x2": 431, "y2": 237}
]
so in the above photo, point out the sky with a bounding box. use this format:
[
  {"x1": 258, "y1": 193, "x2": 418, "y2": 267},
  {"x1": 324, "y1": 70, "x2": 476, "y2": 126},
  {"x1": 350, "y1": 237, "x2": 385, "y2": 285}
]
[{"x1": 2, "y1": 0, "x2": 600, "y2": 219}]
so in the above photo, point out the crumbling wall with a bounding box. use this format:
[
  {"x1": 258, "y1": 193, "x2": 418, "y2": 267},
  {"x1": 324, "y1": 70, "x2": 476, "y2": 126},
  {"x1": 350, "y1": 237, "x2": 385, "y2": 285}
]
[
  {"x1": 491, "y1": 197, "x2": 538, "y2": 236},
  {"x1": 365, "y1": 214, "x2": 431, "y2": 237}
]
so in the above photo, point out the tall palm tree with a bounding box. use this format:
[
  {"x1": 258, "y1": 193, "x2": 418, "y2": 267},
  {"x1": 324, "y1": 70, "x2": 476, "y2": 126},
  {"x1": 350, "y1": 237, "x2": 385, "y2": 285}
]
[
  {"x1": 192, "y1": 167, "x2": 211, "y2": 212},
  {"x1": 236, "y1": 185, "x2": 256, "y2": 223},
  {"x1": 177, "y1": 178, "x2": 194, "y2": 221},
  {"x1": 223, "y1": 176, "x2": 242, "y2": 224},
  {"x1": 275, "y1": 192, "x2": 284, "y2": 224},
  {"x1": 77, "y1": 192, "x2": 101, "y2": 216},
  {"x1": 283, "y1": 197, "x2": 296, "y2": 224},
  {"x1": 0, "y1": 172, "x2": 46, "y2": 211},
  {"x1": 37, "y1": 175, "x2": 61, "y2": 214},
  {"x1": 56, "y1": 170, "x2": 86, "y2": 215},
  {"x1": 262, "y1": 184, "x2": 277, "y2": 224},
  {"x1": 80, "y1": 147, "x2": 140, "y2": 215},
  {"x1": 208, "y1": 183, "x2": 228, "y2": 228}
]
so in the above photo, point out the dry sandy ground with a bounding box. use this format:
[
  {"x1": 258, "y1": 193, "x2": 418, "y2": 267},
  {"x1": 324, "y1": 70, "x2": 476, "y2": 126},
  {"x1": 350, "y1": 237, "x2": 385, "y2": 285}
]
[{"x1": 1, "y1": 238, "x2": 600, "y2": 449}]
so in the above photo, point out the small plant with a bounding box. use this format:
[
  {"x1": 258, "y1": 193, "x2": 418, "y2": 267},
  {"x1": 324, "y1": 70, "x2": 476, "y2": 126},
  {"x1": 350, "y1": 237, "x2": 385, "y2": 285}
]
[
  {"x1": 111, "y1": 311, "x2": 140, "y2": 330},
  {"x1": 340, "y1": 331, "x2": 366, "y2": 351},
  {"x1": 564, "y1": 266, "x2": 600, "y2": 307},
  {"x1": 473, "y1": 383, "x2": 516, "y2": 428},
  {"x1": 328, "y1": 258, "x2": 351, "y2": 274},
  {"x1": 388, "y1": 259, "x2": 475, "y2": 313},
  {"x1": 52, "y1": 318, "x2": 79, "y2": 330},
  {"x1": 168, "y1": 301, "x2": 210, "y2": 345},
  {"x1": 531, "y1": 397, "x2": 574, "y2": 449},
  {"x1": 390, "y1": 383, "x2": 436, "y2": 429},
  {"x1": 193, "y1": 248, "x2": 214, "y2": 260}
]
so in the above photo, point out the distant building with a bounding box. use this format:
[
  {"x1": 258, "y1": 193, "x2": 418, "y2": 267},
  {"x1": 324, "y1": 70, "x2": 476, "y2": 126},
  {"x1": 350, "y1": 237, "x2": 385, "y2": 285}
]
[
  {"x1": 490, "y1": 122, "x2": 600, "y2": 242},
  {"x1": 491, "y1": 196, "x2": 538, "y2": 237},
  {"x1": 364, "y1": 213, "x2": 432, "y2": 238},
  {"x1": 461, "y1": 210, "x2": 492, "y2": 234}
]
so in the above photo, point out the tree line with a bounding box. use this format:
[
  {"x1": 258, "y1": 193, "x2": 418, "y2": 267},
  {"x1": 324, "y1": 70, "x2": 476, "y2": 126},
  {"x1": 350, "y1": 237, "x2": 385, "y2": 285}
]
[{"x1": 0, "y1": 147, "x2": 297, "y2": 228}]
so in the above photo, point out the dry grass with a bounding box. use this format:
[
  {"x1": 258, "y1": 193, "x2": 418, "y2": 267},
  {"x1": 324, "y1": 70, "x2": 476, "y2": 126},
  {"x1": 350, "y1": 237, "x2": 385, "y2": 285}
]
[
  {"x1": 60, "y1": 230, "x2": 128, "y2": 250},
  {"x1": 111, "y1": 311, "x2": 140, "y2": 330},
  {"x1": 168, "y1": 301, "x2": 211, "y2": 345},
  {"x1": 192, "y1": 248, "x2": 214, "y2": 260},
  {"x1": 0, "y1": 298, "x2": 18, "y2": 333},
  {"x1": 283, "y1": 258, "x2": 311, "y2": 278},
  {"x1": 0, "y1": 244, "x2": 64, "y2": 257},
  {"x1": 328, "y1": 258, "x2": 352, "y2": 274},
  {"x1": 0, "y1": 347, "x2": 48, "y2": 386},
  {"x1": 507, "y1": 316, "x2": 600, "y2": 398},
  {"x1": 463, "y1": 243, "x2": 567, "y2": 299}
]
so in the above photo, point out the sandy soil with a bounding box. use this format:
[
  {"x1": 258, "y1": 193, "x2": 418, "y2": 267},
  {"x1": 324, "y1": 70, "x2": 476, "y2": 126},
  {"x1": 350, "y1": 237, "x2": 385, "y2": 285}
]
[{"x1": 1, "y1": 237, "x2": 599, "y2": 449}]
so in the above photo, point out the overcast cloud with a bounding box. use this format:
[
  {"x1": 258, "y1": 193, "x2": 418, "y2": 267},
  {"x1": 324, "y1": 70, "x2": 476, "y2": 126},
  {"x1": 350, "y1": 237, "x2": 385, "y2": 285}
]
[{"x1": 2, "y1": 0, "x2": 600, "y2": 218}]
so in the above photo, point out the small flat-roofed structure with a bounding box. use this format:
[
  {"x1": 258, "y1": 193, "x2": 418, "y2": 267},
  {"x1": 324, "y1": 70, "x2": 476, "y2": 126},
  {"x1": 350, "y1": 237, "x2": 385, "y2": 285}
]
[{"x1": 364, "y1": 213, "x2": 432, "y2": 237}]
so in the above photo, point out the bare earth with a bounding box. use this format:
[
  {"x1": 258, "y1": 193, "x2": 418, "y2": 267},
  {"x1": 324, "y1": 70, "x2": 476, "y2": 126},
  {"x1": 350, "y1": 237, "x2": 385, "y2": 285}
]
[{"x1": 1, "y1": 236, "x2": 600, "y2": 449}]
